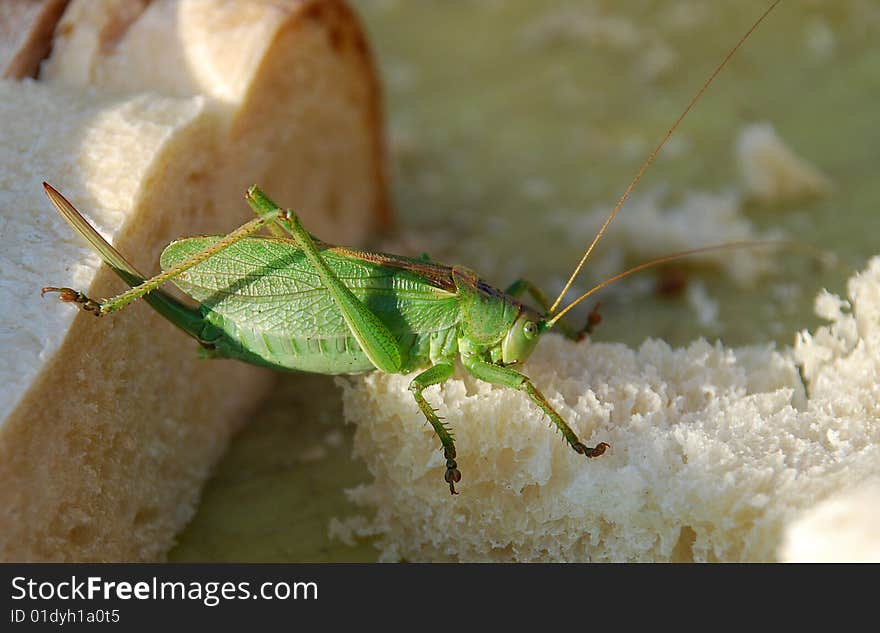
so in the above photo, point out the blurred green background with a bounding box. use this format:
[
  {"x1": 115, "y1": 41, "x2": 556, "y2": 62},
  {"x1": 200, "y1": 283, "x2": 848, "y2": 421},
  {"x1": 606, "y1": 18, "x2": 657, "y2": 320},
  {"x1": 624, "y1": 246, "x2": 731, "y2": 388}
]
[{"x1": 169, "y1": 0, "x2": 880, "y2": 561}]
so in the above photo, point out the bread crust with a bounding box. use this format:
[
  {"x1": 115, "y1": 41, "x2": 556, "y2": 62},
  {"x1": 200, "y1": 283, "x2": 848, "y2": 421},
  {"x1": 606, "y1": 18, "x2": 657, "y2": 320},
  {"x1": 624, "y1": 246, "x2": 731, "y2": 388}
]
[{"x1": 0, "y1": 0, "x2": 69, "y2": 79}]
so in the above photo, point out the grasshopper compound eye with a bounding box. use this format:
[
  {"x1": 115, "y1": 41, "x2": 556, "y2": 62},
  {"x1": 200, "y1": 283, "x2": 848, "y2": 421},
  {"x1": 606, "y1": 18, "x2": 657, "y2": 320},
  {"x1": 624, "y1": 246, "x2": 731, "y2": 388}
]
[{"x1": 502, "y1": 314, "x2": 542, "y2": 366}]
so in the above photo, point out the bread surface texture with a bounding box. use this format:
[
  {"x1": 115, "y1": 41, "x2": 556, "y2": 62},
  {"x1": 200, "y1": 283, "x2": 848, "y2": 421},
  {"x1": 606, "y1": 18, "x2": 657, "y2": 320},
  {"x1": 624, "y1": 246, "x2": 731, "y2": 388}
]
[{"x1": 335, "y1": 259, "x2": 880, "y2": 562}]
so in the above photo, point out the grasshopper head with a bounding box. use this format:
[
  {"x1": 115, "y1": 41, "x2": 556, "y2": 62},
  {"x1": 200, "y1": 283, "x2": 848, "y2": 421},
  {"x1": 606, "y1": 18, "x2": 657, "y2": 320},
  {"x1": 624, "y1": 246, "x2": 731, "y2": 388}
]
[{"x1": 501, "y1": 309, "x2": 545, "y2": 366}]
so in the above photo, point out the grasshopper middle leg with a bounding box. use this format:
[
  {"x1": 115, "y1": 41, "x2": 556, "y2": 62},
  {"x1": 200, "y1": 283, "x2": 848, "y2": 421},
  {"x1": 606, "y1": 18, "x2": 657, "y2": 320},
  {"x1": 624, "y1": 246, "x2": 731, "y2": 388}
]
[{"x1": 408, "y1": 362, "x2": 461, "y2": 494}]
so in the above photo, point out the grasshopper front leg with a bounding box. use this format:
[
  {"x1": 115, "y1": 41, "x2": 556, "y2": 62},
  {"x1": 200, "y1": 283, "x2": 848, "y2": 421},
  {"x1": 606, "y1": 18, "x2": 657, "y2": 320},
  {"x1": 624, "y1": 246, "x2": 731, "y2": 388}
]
[{"x1": 462, "y1": 355, "x2": 609, "y2": 459}]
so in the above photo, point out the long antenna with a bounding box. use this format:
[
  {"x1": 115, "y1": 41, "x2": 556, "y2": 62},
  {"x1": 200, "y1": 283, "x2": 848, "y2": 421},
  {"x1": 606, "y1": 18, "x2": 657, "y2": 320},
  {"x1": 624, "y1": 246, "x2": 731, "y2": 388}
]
[
  {"x1": 548, "y1": 0, "x2": 783, "y2": 315},
  {"x1": 546, "y1": 238, "x2": 837, "y2": 327}
]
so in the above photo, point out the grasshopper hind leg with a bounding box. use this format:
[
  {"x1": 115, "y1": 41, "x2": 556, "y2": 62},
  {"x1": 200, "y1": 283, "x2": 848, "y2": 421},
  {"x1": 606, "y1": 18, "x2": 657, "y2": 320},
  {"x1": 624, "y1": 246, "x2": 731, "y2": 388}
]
[
  {"x1": 41, "y1": 287, "x2": 102, "y2": 315},
  {"x1": 42, "y1": 182, "x2": 282, "y2": 319},
  {"x1": 408, "y1": 362, "x2": 461, "y2": 494}
]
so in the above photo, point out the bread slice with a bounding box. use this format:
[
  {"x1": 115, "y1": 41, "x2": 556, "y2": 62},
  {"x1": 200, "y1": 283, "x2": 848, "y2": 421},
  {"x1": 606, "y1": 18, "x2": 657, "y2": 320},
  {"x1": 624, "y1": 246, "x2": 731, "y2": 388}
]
[
  {"x1": 0, "y1": 0, "x2": 387, "y2": 561},
  {"x1": 335, "y1": 260, "x2": 880, "y2": 562}
]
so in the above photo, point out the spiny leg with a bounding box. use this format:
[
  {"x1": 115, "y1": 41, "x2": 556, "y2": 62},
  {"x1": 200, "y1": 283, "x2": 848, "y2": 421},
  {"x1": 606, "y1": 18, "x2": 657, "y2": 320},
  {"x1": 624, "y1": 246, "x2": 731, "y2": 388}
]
[
  {"x1": 240, "y1": 186, "x2": 285, "y2": 237},
  {"x1": 40, "y1": 286, "x2": 103, "y2": 314},
  {"x1": 462, "y1": 356, "x2": 609, "y2": 458},
  {"x1": 409, "y1": 362, "x2": 460, "y2": 494},
  {"x1": 505, "y1": 279, "x2": 601, "y2": 341},
  {"x1": 44, "y1": 205, "x2": 288, "y2": 316},
  {"x1": 245, "y1": 186, "x2": 327, "y2": 245},
  {"x1": 39, "y1": 184, "x2": 222, "y2": 342}
]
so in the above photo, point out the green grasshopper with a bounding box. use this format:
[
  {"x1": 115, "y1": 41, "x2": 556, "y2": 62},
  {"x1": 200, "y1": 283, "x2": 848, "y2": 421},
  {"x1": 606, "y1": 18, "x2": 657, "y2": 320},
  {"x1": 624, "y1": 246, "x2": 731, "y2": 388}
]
[{"x1": 42, "y1": 2, "x2": 781, "y2": 494}]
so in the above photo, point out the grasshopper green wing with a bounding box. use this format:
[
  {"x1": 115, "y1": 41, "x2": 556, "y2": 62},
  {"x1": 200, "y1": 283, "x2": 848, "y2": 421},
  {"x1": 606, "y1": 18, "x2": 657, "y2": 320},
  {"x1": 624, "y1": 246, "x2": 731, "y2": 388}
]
[{"x1": 160, "y1": 237, "x2": 461, "y2": 373}]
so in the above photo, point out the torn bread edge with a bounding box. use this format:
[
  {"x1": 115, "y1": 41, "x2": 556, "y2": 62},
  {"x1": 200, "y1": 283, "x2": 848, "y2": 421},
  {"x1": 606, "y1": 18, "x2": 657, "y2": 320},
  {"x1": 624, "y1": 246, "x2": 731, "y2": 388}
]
[{"x1": 334, "y1": 258, "x2": 880, "y2": 562}]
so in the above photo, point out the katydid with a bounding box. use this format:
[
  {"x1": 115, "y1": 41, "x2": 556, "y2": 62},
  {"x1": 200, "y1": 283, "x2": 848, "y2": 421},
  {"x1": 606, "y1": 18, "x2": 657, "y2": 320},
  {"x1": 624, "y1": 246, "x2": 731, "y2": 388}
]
[{"x1": 42, "y1": 2, "x2": 782, "y2": 495}]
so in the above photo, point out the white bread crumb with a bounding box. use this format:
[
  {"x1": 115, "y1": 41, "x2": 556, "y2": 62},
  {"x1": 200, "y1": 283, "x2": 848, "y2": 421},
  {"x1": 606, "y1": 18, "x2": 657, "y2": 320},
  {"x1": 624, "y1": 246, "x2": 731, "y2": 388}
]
[
  {"x1": 336, "y1": 259, "x2": 880, "y2": 562},
  {"x1": 686, "y1": 280, "x2": 719, "y2": 328},
  {"x1": 736, "y1": 122, "x2": 832, "y2": 203}
]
